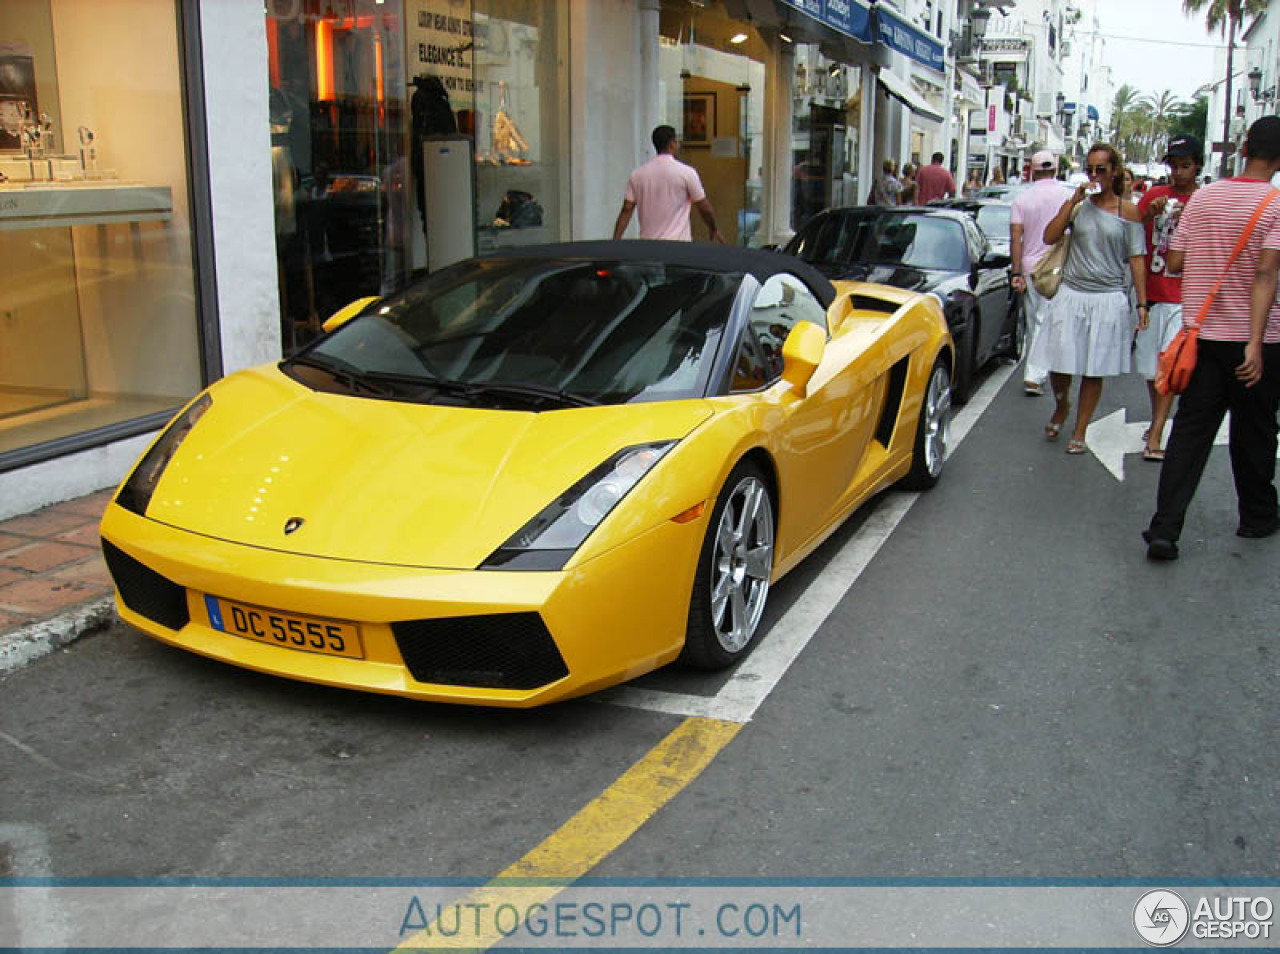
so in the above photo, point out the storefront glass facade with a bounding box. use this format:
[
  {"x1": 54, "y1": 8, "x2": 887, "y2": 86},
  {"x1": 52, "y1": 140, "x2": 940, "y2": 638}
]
[
  {"x1": 658, "y1": 0, "x2": 766, "y2": 247},
  {"x1": 792, "y1": 44, "x2": 860, "y2": 229},
  {"x1": 0, "y1": 0, "x2": 203, "y2": 465},
  {"x1": 266, "y1": 0, "x2": 569, "y2": 354},
  {"x1": 266, "y1": 0, "x2": 414, "y2": 352}
]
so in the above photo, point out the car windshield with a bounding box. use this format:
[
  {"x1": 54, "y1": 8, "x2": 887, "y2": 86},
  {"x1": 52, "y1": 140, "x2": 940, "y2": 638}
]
[
  {"x1": 974, "y1": 204, "x2": 1011, "y2": 242},
  {"x1": 786, "y1": 212, "x2": 968, "y2": 271},
  {"x1": 285, "y1": 258, "x2": 742, "y2": 408}
]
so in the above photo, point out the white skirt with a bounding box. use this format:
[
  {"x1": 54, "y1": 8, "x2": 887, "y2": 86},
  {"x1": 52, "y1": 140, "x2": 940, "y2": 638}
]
[
  {"x1": 1132, "y1": 302, "x2": 1184, "y2": 380},
  {"x1": 1027, "y1": 284, "x2": 1134, "y2": 377}
]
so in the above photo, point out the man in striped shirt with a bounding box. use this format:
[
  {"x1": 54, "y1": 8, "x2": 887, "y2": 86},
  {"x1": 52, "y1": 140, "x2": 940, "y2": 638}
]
[{"x1": 1143, "y1": 117, "x2": 1280, "y2": 560}]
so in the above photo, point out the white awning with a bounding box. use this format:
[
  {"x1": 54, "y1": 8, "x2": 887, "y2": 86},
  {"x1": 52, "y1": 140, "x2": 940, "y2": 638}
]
[{"x1": 876, "y1": 68, "x2": 945, "y2": 124}]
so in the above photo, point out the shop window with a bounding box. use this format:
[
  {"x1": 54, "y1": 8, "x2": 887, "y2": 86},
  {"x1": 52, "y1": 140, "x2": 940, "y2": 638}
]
[
  {"x1": 0, "y1": 0, "x2": 202, "y2": 462},
  {"x1": 268, "y1": 0, "x2": 567, "y2": 355},
  {"x1": 791, "y1": 45, "x2": 860, "y2": 230},
  {"x1": 658, "y1": 0, "x2": 765, "y2": 247},
  {"x1": 267, "y1": 0, "x2": 412, "y2": 353},
  {"x1": 472, "y1": 0, "x2": 569, "y2": 254}
]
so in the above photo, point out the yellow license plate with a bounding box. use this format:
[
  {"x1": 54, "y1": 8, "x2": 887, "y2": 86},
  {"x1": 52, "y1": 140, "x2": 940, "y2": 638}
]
[{"x1": 203, "y1": 596, "x2": 363, "y2": 659}]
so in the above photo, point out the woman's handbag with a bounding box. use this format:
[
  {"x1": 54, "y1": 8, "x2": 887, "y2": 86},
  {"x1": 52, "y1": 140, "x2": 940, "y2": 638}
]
[
  {"x1": 1030, "y1": 202, "x2": 1082, "y2": 299},
  {"x1": 1156, "y1": 188, "x2": 1280, "y2": 396}
]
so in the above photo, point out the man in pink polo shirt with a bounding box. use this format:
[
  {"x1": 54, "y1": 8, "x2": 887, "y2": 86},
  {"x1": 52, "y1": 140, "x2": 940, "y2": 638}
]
[
  {"x1": 1010, "y1": 149, "x2": 1071, "y2": 395},
  {"x1": 613, "y1": 125, "x2": 724, "y2": 242}
]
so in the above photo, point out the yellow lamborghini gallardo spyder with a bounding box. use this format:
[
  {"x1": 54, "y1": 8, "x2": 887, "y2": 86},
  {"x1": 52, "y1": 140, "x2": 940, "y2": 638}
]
[{"x1": 100, "y1": 241, "x2": 952, "y2": 707}]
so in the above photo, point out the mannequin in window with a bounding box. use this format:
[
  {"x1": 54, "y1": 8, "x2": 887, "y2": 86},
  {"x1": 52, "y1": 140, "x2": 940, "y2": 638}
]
[{"x1": 410, "y1": 75, "x2": 458, "y2": 244}]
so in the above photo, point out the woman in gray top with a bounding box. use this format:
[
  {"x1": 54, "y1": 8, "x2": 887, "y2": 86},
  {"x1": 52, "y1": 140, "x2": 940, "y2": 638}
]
[{"x1": 1030, "y1": 144, "x2": 1148, "y2": 454}]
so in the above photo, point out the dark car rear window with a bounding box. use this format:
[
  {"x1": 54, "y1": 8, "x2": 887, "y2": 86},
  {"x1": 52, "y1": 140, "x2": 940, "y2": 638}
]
[{"x1": 787, "y1": 212, "x2": 969, "y2": 271}]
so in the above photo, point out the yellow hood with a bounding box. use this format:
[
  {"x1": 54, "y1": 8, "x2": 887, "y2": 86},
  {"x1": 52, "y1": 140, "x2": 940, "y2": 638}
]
[{"x1": 145, "y1": 367, "x2": 712, "y2": 569}]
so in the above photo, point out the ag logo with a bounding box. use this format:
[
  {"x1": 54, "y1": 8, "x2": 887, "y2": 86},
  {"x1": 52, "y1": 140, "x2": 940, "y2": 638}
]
[
  {"x1": 283, "y1": 517, "x2": 305, "y2": 535},
  {"x1": 1134, "y1": 890, "x2": 1190, "y2": 946}
]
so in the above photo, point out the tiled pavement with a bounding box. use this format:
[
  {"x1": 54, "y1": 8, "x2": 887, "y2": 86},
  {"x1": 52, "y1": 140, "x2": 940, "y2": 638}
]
[{"x1": 0, "y1": 488, "x2": 118, "y2": 671}]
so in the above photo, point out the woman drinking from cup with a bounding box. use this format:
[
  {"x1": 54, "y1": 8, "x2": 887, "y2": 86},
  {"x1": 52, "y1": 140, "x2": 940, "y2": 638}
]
[{"x1": 1030, "y1": 144, "x2": 1148, "y2": 454}]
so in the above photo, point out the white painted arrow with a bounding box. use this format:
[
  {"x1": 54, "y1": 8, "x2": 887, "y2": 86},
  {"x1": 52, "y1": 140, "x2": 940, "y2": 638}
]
[{"x1": 1085, "y1": 410, "x2": 1251, "y2": 481}]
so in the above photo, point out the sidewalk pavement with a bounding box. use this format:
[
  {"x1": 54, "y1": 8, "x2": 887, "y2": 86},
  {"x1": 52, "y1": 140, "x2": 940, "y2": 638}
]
[{"x1": 0, "y1": 488, "x2": 118, "y2": 673}]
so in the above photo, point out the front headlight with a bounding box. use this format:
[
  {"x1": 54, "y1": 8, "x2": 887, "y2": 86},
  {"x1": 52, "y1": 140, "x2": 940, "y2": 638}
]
[
  {"x1": 115, "y1": 393, "x2": 212, "y2": 516},
  {"x1": 481, "y1": 441, "x2": 675, "y2": 571}
]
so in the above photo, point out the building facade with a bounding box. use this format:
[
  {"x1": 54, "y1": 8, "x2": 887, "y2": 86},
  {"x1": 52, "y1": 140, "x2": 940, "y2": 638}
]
[{"x1": 1, "y1": 0, "x2": 952, "y2": 519}]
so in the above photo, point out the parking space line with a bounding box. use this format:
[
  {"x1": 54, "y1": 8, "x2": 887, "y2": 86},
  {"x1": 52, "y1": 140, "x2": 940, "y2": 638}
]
[
  {"x1": 599, "y1": 362, "x2": 1014, "y2": 724},
  {"x1": 392, "y1": 715, "x2": 740, "y2": 950}
]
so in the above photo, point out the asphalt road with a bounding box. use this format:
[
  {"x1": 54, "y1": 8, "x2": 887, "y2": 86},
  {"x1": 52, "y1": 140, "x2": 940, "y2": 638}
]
[{"x1": 2, "y1": 365, "x2": 1277, "y2": 887}]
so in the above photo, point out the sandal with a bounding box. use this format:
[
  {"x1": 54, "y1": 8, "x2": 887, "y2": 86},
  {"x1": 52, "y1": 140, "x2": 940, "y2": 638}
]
[
  {"x1": 1142, "y1": 447, "x2": 1165, "y2": 462},
  {"x1": 1066, "y1": 439, "x2": 1088, "y2": 455},
  {"x1": 1044, "y1": 399, "x2": 1071, "y2": 442}
]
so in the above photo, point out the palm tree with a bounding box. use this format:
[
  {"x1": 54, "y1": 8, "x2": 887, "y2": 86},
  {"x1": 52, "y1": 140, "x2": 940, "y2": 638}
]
[
  {"x1": 1183, "y1": 0, "x2": 1268, "y2": 176},
  {"x1": 1110, "y1": 84, "x2": 1141, "y2": 144},
  {"x1": 1142, "y1": 90, "x2": 1184, "y2": 163}
]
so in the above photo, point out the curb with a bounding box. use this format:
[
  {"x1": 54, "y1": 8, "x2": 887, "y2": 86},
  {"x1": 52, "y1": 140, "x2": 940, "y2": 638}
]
[{"x1": 0, "y1": 598, "x2": 116, "y2": 674}]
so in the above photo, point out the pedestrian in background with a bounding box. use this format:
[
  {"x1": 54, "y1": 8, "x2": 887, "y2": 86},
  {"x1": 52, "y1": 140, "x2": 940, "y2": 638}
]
[
  {"x1": 899, "y1": 162, "x2": 918, "y2": 205},
  {"x1": 1010, "y1": 150, "x2": 1073, "y2": 396},
  {"x1": 1134, "y1": 135, "x2": 1203, "y2": 462},
  {"x1": 1143, "y1": 117, "x2": 1280, "y2": 561},
  {"x1": 916, "y1": 152, "x2": 957, "y2": 204},
  {"x1": 872, "y1": 158, "x2": 902, "y2": 205},
  {"x1": 1122, "y1": 167, "x2": 1137, "y2": 201},
  {"x1": 1029, "y1": 143, "x2": 1148, "y2": 454},
  {"x1": 964, "y1": 169, "x2": 983, "y2": 198},
  {"x1": 613, "y1": 125, "x2": 723, "y2": 242}
]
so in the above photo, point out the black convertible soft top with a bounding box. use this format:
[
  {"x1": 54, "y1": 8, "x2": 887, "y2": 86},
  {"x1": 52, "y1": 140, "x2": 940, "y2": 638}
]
[{"x1": 483, "y1": 240, "x2": 836, "y2": 309}]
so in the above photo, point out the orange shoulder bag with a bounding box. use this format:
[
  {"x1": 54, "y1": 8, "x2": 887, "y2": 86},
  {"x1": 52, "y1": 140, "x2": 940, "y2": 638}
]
[{"x1": 1156, "y1": 188, "x2": 1280, "y2": 396}]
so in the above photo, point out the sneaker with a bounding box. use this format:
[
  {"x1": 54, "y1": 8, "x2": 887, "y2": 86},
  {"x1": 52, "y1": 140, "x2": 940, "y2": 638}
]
[
  {"x1": 1236, "y1": 518, "x2": 1279, "y2": 539},
  {"x1": 1142, "y1": 529, "x2": 1179, "y2": 561}
]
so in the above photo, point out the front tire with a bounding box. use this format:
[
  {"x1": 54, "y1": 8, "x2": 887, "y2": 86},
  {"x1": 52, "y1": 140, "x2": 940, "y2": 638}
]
[
  {"x1": 1002, "y1": 295, "x2": 1026, "y2": 362},
  {"x1": 681, "y1": 461, "x2": 775, "y2": 670},
  {"x1": 901, "y1": 357, "x2": 952, "y2": 491}
]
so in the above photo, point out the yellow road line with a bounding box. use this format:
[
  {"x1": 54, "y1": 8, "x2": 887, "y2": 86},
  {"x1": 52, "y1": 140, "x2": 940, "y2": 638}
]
[{"x1": 393, "y1": 715, "x2": 741, "y2": 951}]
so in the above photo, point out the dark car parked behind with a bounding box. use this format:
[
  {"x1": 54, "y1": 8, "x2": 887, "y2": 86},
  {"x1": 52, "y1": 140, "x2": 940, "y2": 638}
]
[
  {"x1": 783, "y1": 207, "x2": 1018, "y2": 403},
  {"x1": 929, "y1": 198, "x2": 1013, "y2": 256}
]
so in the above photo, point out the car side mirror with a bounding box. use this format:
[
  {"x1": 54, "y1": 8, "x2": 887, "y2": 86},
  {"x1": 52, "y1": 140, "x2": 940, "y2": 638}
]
[
  {"x1": 979, "y1": 251, "x2": 1012, "y2": 269},
  {"x1": 781, "y1": 322, "x2": 826, "y2": 397},
  {"x1": 321, "y1": 296, "x2": 380, "y2": 334}
]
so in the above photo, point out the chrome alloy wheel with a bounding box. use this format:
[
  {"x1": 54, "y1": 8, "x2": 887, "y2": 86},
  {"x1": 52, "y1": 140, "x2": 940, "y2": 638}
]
[
  {"x1": 921, "y1": 364, "x2": 952, "y2": 479},
  {"x1": 709, "y1": 476, "x2": 774, "y2": 653}
]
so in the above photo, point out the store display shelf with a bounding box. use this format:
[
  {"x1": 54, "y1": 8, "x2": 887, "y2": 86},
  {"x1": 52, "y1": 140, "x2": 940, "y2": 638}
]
[{"x1": 0, "y1": 182, "x2": 173, "y2": 231}]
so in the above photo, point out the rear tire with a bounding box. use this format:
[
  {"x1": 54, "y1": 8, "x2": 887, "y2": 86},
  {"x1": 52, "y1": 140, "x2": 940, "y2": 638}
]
[
  {"x1": 901, "y1": 357, "x2": 952, "y2": 491},
  {"x1": 681, "y1": 460, "x2": 775, "y2": 670}
]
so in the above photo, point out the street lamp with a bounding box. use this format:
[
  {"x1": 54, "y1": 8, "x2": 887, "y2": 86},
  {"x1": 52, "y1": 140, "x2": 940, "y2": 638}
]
[{"x1": 1248, "y1": 65, "x2": 1276, "y2": 104}]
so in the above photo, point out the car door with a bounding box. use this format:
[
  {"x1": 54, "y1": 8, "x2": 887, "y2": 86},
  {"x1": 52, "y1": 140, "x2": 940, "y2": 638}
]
[
  {"x1": 963, "y1": 218, "x2": 1009, "y2": 359},
  {"x1": 729, "y1": 274, "x2": 885, "y2": 558}
]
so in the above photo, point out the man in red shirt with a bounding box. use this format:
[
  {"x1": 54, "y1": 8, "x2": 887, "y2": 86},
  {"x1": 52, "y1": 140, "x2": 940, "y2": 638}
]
[
  {"x1": 914, "y1": 152, "x2": 956, "y2": 204},
  {"x1": 1143, "y1": 117, "x2": 1280, "y2": 560},
  {"x1": 1134, "y1": 135, "x2": 1203, "y2": 461}
]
